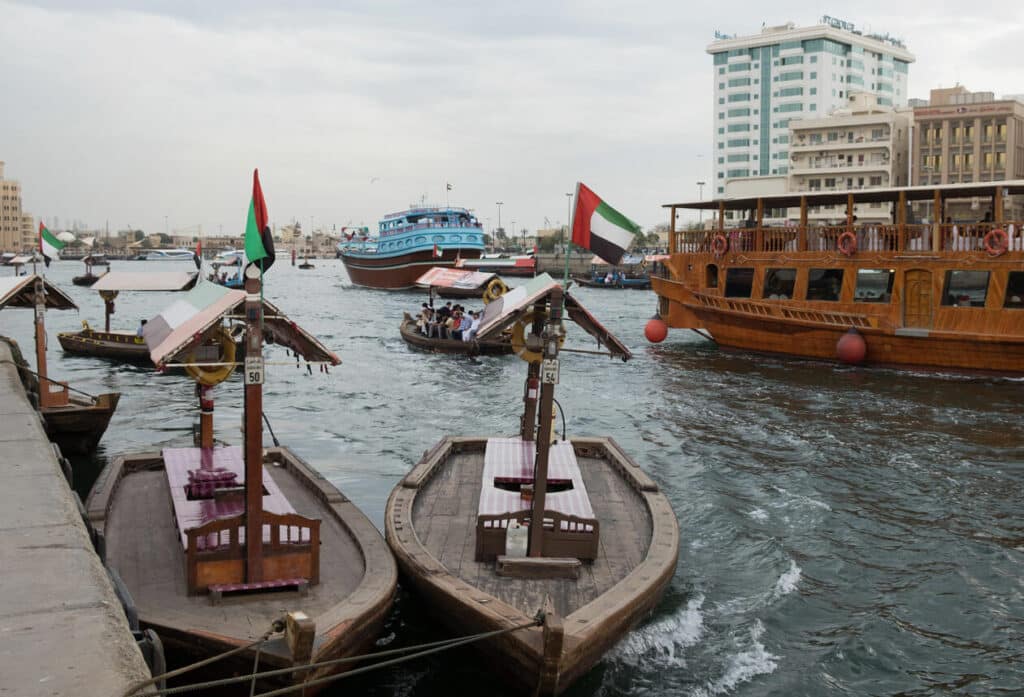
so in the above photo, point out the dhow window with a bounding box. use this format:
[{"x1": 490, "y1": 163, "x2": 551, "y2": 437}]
[
  {"x1": 807, "y1": 269, "x2": 843, "y2": 301},
  {"x1": 763, "y1": 268, "x2": 796, "y2": 299},
  {"x1": 724, "y1": 268, "x2": 754, "y2": 298},
  {"x1": 854, "y1": 269, "x2": 894, "y2": 302},
  {"x1": 942, "y1": 270, "x2": 990, "y2": 307},
  {"x1": 1005, "y1": 271, "x2": 1024, "y2": 308}
]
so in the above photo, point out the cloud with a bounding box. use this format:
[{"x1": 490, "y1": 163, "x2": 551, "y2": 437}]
[{"x1": 0, "y1": 1, "x2": 1020, "y2": 235}]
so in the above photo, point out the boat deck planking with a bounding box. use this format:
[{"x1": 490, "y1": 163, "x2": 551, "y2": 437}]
[
  {"x1": 104, "y1": 459, "x2": 366, "y2": 646},
  {"x1": 411, "y1": 449, "x2": 651, "y2": 620}
]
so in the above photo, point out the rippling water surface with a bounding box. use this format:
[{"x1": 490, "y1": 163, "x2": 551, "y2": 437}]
[{"x1": 3, "y1": 259, "x2": 1023, "y2": 696}]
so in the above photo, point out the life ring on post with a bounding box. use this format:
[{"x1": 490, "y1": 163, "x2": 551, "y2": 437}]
[
  {"x1": 184, "y1": 326, "x2": 237, "y2": 386},
  {"x1": 482, "y1": 278, "x2": 509, "y2": 304},
  {"x1": 984, "y1": 228, "x2": 1009, "y2": 257},
  {"x1": 838, "y1": 231, "x2": 858, "y2": 257},
  {"x1": 711, "y1": 234, "x2": 729, "y2": 258},
  {"x1": 510, "y1": 310, "x2": 564, "y2": 363}
]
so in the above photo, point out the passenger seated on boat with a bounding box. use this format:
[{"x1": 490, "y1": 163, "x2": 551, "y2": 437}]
[
  {"x1": 464, "y1": 311, "x2": 481, "y2": 342},
  {"x1": 446, "y1": 312, "x2": 461, "y2": 340},
  {"x1": 136, "y1": 319, "x2": 147, "y2": 337}
]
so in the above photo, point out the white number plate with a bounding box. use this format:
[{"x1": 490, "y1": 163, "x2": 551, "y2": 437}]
[
  {"x1": 541, "y1": 358, "x2": 559, "y2": 384},
  {"x1": 245, "y1": 356, "x2": 264, "y2": 385}
]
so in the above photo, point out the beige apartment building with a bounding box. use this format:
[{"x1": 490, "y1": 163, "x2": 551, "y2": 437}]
[
  {"x1": 788, "y1": 92, "x2": 911, "y2": 222},
  {"x1": 0, "y1": 161, "x2": 36, "y2": 252},
  {"x1": 912, "y1": 86, "x2": 1024, "y2": 219}
]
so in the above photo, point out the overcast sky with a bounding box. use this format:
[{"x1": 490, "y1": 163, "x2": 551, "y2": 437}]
[{"x1": 1, "y1": 0, "x2": 1020, "y2": 236}]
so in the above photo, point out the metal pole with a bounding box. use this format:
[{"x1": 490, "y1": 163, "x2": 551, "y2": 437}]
[
  {"x1": 528, "y1": 287, "x2": 563, "y2": 557},
  {"x1": 243, "y1": 264, "x2": 264, "y2": 582},
  {"x1": 563, "y1": 191, "x2": 573, "y2": 288},
  {"x1": 697, "y1": 181, "x2": 706, "y2": 225},
  {"x1": 496, "y1": 202, "x2": 503, "y2": 242}
]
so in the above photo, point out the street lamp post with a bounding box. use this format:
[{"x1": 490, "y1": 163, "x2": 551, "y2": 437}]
[
  {"x1": 495, "y1": 202, "x2": 503, "y2": 242},
  {"x1": 164, "y1": 215, "x2": 168, "y2": 237},
  {"x1": 697, "y1": 181, "x2": 706, "y2": 225}
]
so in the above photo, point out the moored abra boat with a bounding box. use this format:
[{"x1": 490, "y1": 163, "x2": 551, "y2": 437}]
[
  {"x1": 338, "y1": 205, "x2": 485, "y2": 289},
  {"x1": 652, "y1": 181, "x2": 1024, "y2": 373},
  {"x1": 0, "y1": 274, "x2": 120, "y2": 453},
  {"x1": 386, "y1": 274, "x2": 679, "y2": 695},
  {"x1": 87, "y1": 268, "x2": 396, "y2": 694},
  {"x1": 71, "y1": 254, "x2": 110, "y2": 286}
]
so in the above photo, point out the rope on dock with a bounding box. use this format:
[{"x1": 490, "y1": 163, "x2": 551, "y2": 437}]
[
  {"x1": 122, "y1": 618, "x2": 286, "y2": 697},
  {"x1": 124, "y1": 614, "x2": 544, "y2": 697},
  {"x1": 0, "y1": 359, "x2": 99, "y2": 401}
]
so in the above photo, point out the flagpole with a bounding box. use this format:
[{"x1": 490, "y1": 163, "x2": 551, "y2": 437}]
[{"x1": 563, "y1": 189, "x2": 574, "y2": 291}]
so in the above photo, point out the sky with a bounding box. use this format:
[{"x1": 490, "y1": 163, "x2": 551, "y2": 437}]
[{"x1": 1, "y1": 0, "x2": 1020, "y2": 236}]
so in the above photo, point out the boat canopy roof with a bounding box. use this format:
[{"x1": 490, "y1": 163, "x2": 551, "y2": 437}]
[
  {"x1": 590, "y1": 253, "x2": 646, "y2": 266},
  {"x1": 144, "y1": 281, "x2": 340, "y2": 369},
  {"x1": 9, "y1": 255, "x2": 36, "y2": 265},
  {"x1": 664, "y1": 179, "x2": 1024, "y2": 211},
  {"x1": 415, "y1": 267, "x2": 497, "y2": 290},
  {"x1": 92, "y1": 271, "x2": 198, "y2": 292},
  {"x1": 0, "y1": 274, "x2": 77, "y2": 310},
  {"x1": 476, "y1": 273, "x2": 631, "y2": 360}
]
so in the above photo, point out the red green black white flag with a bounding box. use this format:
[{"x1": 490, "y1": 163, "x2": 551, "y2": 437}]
[
  {"x1": 570, "y1": 182, "x2": 641, "y2": 265},
  {"x1": 39, "y1": 222, "x2": 65, "y2": 267},
  {"x1": 244, "y1": 169, "x2": 275, "y2": 272}
]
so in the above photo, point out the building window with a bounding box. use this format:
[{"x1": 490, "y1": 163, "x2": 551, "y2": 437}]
[
  {"x1": 724, "y1": 268, "x2": 755, "y2": 298},
  {"x1": 942, "y1": 271, "x2": 990, "y2": 307},
  {"x1": 763, "y1": 268, "x2": 796, "y2": 299},
  {"x1": 807, "y1": 269, "x2": 844, "y2": 301},
  {"x1": 854, "y1": 269, "x2": 894, "y2": 302},
  {"x1": 705, "y1": 264, "x2": 719, "y2": 288}
]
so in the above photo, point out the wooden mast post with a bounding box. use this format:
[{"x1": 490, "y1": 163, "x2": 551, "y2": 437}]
[
  {"x1": 33, "y1": 277, "x2": 50, "y2": 405},
  {"x1": 669, "y1": 206, "x2": 677, "y2": 255},
  {"x1": 755, "y1": 198, "x2": 764, "y2": 251},
  {"x1": 528, "y1": 289, "x2": 563, "y2": 557},
  {"x1": 846, "y1": 193, "x2": 855, "y2": 232},
  {"x1": 994, "y1": 185, "x2": 1004, "y2": 224},
  {"x1": 101, "y1": 290, "x2": 117, "y2": 332},
  {"x1": 897, "y1": 190, "x2": 907, "y2": 251},
  {"x1": 798, "y1": 196, "x2": 808, "y2": 251},
  {"x1": 932, "y1": 189, "x2": 942, "y2": 252},
  {"x1": 243, "y1": 264, "x2": 264, "y2": 582}
]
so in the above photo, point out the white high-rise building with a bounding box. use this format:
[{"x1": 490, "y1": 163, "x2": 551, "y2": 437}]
[{"x1": 708, "y1": 18, "x2": 914, "y2": 198}]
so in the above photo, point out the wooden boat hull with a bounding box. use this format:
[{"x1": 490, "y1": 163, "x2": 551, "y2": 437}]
[
  {"x1": 58, "y1": 329, "x2": 152, "y2": 363},
  {"x1": 653, "y1": 275, "x2": 1024, "y2": 373},
  {"x1": 86, "y1": 446, "x2": 397, "y2": 695},
  {"x1": 340, "y1": 247, "x2": 482, "y2": 290},
  {"x1": 41, "y1": 392, "x2": 120, "y2": 454},
  {"x1": 399, "y1": 315, "x2": 513, "y2": 356},
  {"x1": 385, "y1": 436, "x2": 679, "y2": 695},
  {"x1": 72, "y1": 274, "x2": 102, "y2": 287},
  {"x1": 573, "y1": 276, "x2": 651, "y2": 290}
]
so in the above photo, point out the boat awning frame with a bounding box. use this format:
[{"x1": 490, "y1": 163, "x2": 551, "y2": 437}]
[
  {"x1": 475, "y1": 273, "x2": 631, "y2": 360},
  {"x1": 0, "y1": 275, "x2": 77, "y2": 310},
  {"x1": 414, "y1": 267, "x2": 499, "y2": 290},
  {"x1": 92, "y1": 271, "x2": 199, "y2": 292}
]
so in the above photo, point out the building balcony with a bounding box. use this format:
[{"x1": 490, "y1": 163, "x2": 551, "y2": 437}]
[
  {"x1": 790, "y1": 138, "x2": 892, "y2": 151},
  {"x1": 789, "y1": 160, "x2": 892, "y2": 176}
]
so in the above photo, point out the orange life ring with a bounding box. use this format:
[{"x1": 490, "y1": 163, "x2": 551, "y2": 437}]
[
  {"x1": 984, "y1": 228, "x2": 1008, "y2": 256},
  {"x1": 838, "y1": 231, "x2": 857, "y2": 256},
  {"x1": 711, "y1": 234, "x2": 729, "y2": 258}
]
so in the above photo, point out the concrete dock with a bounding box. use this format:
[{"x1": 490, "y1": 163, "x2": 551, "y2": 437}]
[{"x1": 0, "y1": 339, "x2": 151, "y2": 695}]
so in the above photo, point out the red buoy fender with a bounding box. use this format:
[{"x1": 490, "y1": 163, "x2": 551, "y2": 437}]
[
  {"x1": 645, "y1": 318, "x2": 668, "y2": 343},
  {"x1": 984, "y1": 228, "x2": 1008, "y2": 257},
  {"x1": 836, "y1": 327, "x2": 866, "y2": 364},
  {"x1": 838, "y1": 231, "x2": 857, "y2": 257},
  {"x1": 711, "y1": 234, "x2": 728, "y2": 258}
]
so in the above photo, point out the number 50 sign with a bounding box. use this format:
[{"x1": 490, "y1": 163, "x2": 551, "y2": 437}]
[{"x1": 245, "y1": 356, "x2": 265, "y2": 385}]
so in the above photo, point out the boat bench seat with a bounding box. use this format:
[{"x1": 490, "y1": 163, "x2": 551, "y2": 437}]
[
  {"x1": 476, "y1": 438, "x2": 598, "y2": 561},
  {"x1": 208, "y1": 577, "x2": 308, "y2": 604},
  {"x1": 164, "y1": 446, "x2": 307, "y2": 549}
]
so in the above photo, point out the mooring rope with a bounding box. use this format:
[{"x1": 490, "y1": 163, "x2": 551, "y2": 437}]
[
  {"x1": 0, "y1": 359, "x2": 99, "y2": 400},
  {"x1": 125, "y1": 615, "x2": 543, "y2": 697}
]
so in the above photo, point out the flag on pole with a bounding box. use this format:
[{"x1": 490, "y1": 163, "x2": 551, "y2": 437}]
[
  {"x1": 433, "y1": 243, "x2": 442, "y2": 258},
  {"x1": 39, "y1": 222, "x2": 65, "y2": 267},
  {"x1": 193, "y1": 240, "x2": 202, "y2": 270},
  {"x1": 446, "y1": 182, "x2": 453, "y2": 191},
  {"x1": 570, "y1": 182, "x2": 641, "y2": 266},
  {"x1": 245, "y1": 169, "x2": 275, "y2": 272}
]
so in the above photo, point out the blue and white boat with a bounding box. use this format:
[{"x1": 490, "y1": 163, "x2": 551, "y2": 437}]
[
  {"x1": 144, "y1": 248, "x2": 195, "y2": 261},
  {"x1": 337, "y1": 206, "x2": 486, "y2": 289}
]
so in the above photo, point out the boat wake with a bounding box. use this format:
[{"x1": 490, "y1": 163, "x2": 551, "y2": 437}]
[
  {"x1": 773, "y1": 559, "x2": 801, "y2": 598},
  {"x1": 610, "y1": 594, "x2": 705, "y2": 668},
  {"x1": 691, "y1": 620, "x2": 778, "y2": 696}
]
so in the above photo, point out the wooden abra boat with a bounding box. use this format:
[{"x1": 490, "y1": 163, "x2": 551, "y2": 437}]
[
  {"x1": 653, "y1": 181, "x2": 1024, "y2": 373},
  {"x1": 88, "y1": 264, "x2": 396, "y2": 694},
  {"x1": 386, "y1": 274, "x2": 679, "y2": 695},
  {"x1": 0, "y1": 275, "x2": 120, "y2": 454},
  {"x1": 572, "y1": 254, "x2": 653, "y2": 290},
  {"x1": 72, "y1": 254, "x2": 110, "y2": 286},
  {"x1": 399, "y1": 312, "x2": 513, "y2": 355},
  {"x1": 58, "y1": 271, "x2": 198, "y2": 365}
]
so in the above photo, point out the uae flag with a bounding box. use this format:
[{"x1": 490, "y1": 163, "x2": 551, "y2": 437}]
[
  {"x1": 570, "y1": 182, "x2": 641, "y2": 265},
  {"x1": 244, "y1": 169, "x2": 275, "y2": 272},
  {"x1": 39, "y1": 223, "x2": 65, "y2": 266}
]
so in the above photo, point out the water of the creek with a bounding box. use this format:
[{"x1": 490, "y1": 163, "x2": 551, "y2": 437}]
[{"x1": 2, "y1": 259, "x2": 1021, "y2": 696}]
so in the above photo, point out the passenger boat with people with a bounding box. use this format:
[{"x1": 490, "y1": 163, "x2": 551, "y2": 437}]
[
  {"x1": 573, "y1": 254, "x2": 654, "y2": 289},
  {"x1": 650, "y1": 181, "x2": 1024, "y2": 373},
  {"x1": 87, "y1": 267, "x2": 396, "y2": 695},
  {"x1": 386, "y1": 273, "x2": 679, "y2": 695},
  {"x1": 0, "y1": 275, "x2": 120, "y2": 453},
  {"x1": 338, "y1": 206, "x2": 485, "y2": 289},
  {"x1": 57, "y1": 271, "x2": 199, "y2": 364}
]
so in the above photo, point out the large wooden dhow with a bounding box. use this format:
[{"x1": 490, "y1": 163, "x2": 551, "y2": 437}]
[
  {"x1": 652, "y1": 181, "x2": 1024, "y2": 373},
  {"x1": 58, "y1": 271, "x2": 198, "y2": 364},
  {"x1": 386, "y1": 273, "x2": 679, "y2": 695},
  {"x1": 0, "y1": 274, "x2": 120, "y2": 453},
  {"x1": 87, "y1": 269, "x2": 396, "y2": 694}
]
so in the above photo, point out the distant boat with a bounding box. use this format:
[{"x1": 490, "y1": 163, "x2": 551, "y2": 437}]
[
  {"x1": 338, "y1": 206, "x2": 486, "y2": 289},
  {"x1": 144, "y1": 248, "x2": 195, "y2": 261},
  {"x1": 456, "y1": 254, "x2": 536, "y2": 277}
]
